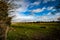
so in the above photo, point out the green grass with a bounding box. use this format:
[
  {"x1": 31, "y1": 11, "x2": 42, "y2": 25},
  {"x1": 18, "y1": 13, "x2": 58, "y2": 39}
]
[{"x1": 7, "y1": 22, "x2": 60, "y2": 40}]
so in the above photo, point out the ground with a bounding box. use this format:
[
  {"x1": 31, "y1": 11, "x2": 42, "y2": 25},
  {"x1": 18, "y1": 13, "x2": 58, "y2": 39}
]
[{"x1": 7, "y1": 22, "x2": 60, "y2": 40}]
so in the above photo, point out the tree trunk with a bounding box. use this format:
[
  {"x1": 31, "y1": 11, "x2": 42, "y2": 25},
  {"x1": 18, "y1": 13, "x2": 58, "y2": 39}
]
[{"x1": 0, "y1": 23, "x2": 9, "y2": 40}]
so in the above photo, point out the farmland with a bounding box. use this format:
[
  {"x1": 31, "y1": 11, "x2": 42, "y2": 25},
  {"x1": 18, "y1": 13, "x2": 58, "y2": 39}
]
[{"x1": 7, "y1": 22, "x2": 60, "y2": 40}]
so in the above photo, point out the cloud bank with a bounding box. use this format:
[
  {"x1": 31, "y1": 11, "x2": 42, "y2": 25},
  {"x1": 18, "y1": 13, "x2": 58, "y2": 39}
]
[{"x1": 8, "y1": 0, "x2": 60, "y2": 22}]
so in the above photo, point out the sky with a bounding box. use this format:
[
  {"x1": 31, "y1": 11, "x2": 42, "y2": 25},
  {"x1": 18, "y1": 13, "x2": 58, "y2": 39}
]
[{"x1": 8, "y1": 0, "x2": 60, "y2": 22}]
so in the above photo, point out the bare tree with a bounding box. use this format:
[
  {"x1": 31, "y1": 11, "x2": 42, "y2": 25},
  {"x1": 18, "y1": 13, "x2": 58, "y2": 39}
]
[{"x1": 0, "y1": 0, "x2": 16, "y2": 40}]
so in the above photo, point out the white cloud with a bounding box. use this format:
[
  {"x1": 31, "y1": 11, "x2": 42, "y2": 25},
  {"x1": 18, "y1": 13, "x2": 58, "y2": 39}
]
[
  {"x1": 11, "y1": 13, "x2": 36, "y2": 22},
  {"x1": 32, "y1": 9, "x2": 42, "y2": 13},
  {"x1": 10, "y1": 11, "x2": 35, "y2": 22},
  {"x1": 31, "y1": 7, "x2": 46, "y2": 13},
  {"x1": 43, "y1": 0, "x2": 55, "y2": 3},
  {"x1": 8, "y1": 0, "x2": 31, "y2": 22},
  {"x1": 44, "y1": 12, "x2": 60, "y2": 21},
  {"x1": 32, "y1": 1, "x2": 40, "y2": 5},
  {"x1": 30, "y1": 7, "x2": 55, "y2": 13},
  {"x1": 46, "y1": 7, "x2": 56, "y2": 12},
  {"x1": 11, "y1": 11, "x2": 60, "y2": 22},
  {"x1": 47, "y1": 12, "x2": 51, "y2": 15},
  {"x1": 43, "y1": 0, "x2": 50, "y2": 3},
  {"x1": 47, "y1": 7, "x2": 53, "y2": 10},
  {"x1": 9, "y1": 0, "x2": 29, "y2": 12},
  {"x1": 36, "y1": 15, "x2": 60, "y2": 22},
  {"x1": 29, "y1": 1, "x2": 40, "y2": 8}
]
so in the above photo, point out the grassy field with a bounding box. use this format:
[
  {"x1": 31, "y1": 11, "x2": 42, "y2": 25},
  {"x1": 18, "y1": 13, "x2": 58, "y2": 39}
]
[{"x1": 7, "y1": 22, "x2": 60, "y2": 40}]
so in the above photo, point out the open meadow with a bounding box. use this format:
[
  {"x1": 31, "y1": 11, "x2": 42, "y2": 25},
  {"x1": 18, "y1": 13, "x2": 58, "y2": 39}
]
[{"x1": 7, "y1": 22, "x2": 60, "y2": 40}]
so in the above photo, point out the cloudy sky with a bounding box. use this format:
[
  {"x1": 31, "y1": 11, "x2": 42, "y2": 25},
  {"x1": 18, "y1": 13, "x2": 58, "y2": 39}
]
[{"x1": 8, "y1": 0, "x2": 60, "y2": 22}]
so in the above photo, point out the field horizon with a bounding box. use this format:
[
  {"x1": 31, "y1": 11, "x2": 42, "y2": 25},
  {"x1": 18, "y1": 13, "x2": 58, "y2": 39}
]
[{"x1": 7, "y1": 21, "x2": 60, "y2": 40}]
